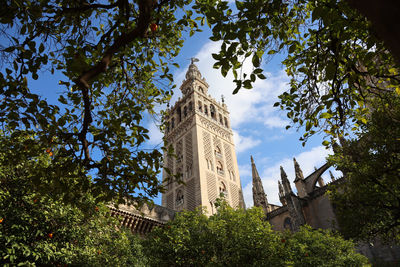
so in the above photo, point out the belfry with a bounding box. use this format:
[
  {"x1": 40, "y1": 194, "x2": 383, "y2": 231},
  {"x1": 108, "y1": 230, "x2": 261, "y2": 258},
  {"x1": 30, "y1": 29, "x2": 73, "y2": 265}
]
[{"x1": 161, "y1": 59, "x2": 245, "y2": 214}]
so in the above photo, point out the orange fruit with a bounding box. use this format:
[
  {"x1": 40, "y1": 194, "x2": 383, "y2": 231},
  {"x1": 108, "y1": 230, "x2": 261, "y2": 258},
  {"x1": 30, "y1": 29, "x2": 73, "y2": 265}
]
[{"x1": 150, "y1": 23, "x2": 158, "y2": 32}]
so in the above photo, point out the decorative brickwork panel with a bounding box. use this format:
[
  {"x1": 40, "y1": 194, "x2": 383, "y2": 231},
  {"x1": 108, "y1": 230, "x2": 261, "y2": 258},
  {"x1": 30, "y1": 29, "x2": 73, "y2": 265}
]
[
  {"x1": 176, "y1": 139, "x2": 183, "y2": 167},
  {"x1": 185, "y1": 133, "x2": 193, "y2": 179},
  {"x1": 203, "y1": 131, "x2": 213, "y2": 161},
  {"x1": 167, "y1": 154, "x2": 174, "y2": 189},
  {"x1": 230, "y1": 182, "x2": 239, "y2": 208},
  {"x1": 213, "y1": 136, "x2": 222, "y2": 154},
  {"x1": 224, "y1": 143, "x2": 235, "y2": 181},
  {"x1": 206, "y1": 172, "x2": 217, "y2": 203},
  {"x1": 186, "y1": 178, "x2": 196, "y2": 211},
  {"x1": 166, "y1": 193, "x2": 174, "y2": 210}
]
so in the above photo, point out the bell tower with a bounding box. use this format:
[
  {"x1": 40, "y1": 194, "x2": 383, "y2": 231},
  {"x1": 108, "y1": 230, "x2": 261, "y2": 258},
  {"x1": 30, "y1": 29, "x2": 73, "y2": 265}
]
[{"x1": 161, "y1": 59, "x2": 245, "y2": 214}]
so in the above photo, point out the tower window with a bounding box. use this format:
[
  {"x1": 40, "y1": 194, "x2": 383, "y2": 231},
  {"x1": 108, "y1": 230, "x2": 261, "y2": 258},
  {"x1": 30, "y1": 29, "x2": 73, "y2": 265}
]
[
  {"x1": 215, "y1": 146, "x2": 222, "y2": 157},
  {"x1": 210, "y1": 105, "x2": 216, "y2": 119},
  {"x1": 176, "y1": 190, "x2": 184, "y2": 206},
  {"x1": 199, "y1": 87, "x2": 204, "y2": 94},
  {"x1": 177, "y1": 107, "x2": 182, "y2": 122},
  {"x1": 216, "y1": 161, "x2": 224, "y2": 175},
  {"x1": 188, "y1": 101, "x2": 193, "y2": 112},
  {"x1": 219, "y1": 181, "x2": 227, "y2": 197},
  {"x1": 198, "y1": 101, "x2": 202, "y2": 112},
  {"x1": 186, "y1": 165, "x2": 192, "y2": 178},
  {"x1": 219, "y1": 114, "x2": 223, "y2": 124},
  {"x1": 204, "y1": 105, "x2": 208, "y2": 115},
  {"x1": 171, "y1": 118, "x2": 175, "y2": 129},
  {"x1": 224, "y1": 117, "x2": 228, "y2": 127},
  {"x1": 183, "y1": 106, "x2": 187, "y2": 117}
]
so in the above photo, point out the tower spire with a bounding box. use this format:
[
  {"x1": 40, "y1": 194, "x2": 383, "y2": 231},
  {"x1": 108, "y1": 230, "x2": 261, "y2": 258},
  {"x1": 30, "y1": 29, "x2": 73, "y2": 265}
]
[
  {"x1": 278, "y1": 181, "x2": 286, "y2": 205},
  {"x1": 293, "y1": 157, "x2": 304, "y2": 182},
  {"x1": 251, "y1": 156, "x2": 270, "y2": 213},
  {"x1": 329, "y1": 170, "x2": 336, "y2": 181},
  {"x1": 180, "y1": 58, "x2": 209, "y2": 96},
  {"x1": 280, "y1": 166, "x2": 292, "y2": 194}
]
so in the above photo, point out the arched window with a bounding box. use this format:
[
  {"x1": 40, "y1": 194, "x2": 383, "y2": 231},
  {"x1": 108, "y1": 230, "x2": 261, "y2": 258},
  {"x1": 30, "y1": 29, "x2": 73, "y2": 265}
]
[
  {"x1": 186, "y1": 165, "x2": 192, "y2": 178},
  {"x1": 219, "y1": 114, "x2": 223, "y2": 124},
  {"x1": 188, "y1": 101, "x2": 193, "y2": 112},
  {"x1": 216, "y1": 161, "x2": 224, "y2": 175},
  {"x1": 177, "y1": 106, "x2": 181, "y2": 122},
  {"x1": 283, "y1": 217, "x2": 293, "y2": 231},
  {"x1": 204, "y1": 105, "x2": 208, "y2": 115},
  {"x1": 215, "y1": 146, "x2": 222, "y2": 157},
  {"x1": 199, "y1": 87, "x2": 204, "y2": 94},
  {"x1": 176, "y1": 190, "x2": 184, "y2": 206},
  {"x1": 183, "y1": 106, "x2": 187, "y2": 117},
  {"x1": 210, "y1": 104, "x2": 216, "y2": 119},
  {"x1": 219, "y1": 181, "x2": 227, "y2": 197},
  {"x1": 224, "y1": 117, "x2": 229, "y2": 128},
  {"x1": 198, "y1": 101, "x2": 202, "y2": 112}
]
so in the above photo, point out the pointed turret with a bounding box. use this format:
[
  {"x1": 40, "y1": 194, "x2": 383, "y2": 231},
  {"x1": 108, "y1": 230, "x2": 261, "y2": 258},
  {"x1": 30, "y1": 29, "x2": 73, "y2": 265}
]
[
  {"x1": 293, "y1": 158, "x2": 304, "y2": 182},
  {"x1": 280, "y1": 166, "x2": 292, "y2": 194},
  {"x1": 278, "y1": 181, "x2": 286, "y2": 205},
  {"x1": 329, "y1": 170, "x2": 336, "y2": 181},
  {"x1": 251, "y1": 156, "x2": 270, "y2": 213},
  {"x1": 293, "y1": 158, "x2": 307, "y2": 198}
]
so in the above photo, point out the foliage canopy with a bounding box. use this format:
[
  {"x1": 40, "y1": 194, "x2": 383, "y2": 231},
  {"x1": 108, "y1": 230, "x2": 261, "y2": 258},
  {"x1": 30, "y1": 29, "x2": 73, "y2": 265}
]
[
  {"x1": 0, "y1": 133, "x2": 145, "y2": 266},
  {"x1": 194, "y1": 0, "x2": 400, "y2": 145},
  {"x1": 0, "y1": 0, "x2": 204, "y2": 204},
  {"x1": 143, "y1": 201, "x2": 368, "y2": 266}
]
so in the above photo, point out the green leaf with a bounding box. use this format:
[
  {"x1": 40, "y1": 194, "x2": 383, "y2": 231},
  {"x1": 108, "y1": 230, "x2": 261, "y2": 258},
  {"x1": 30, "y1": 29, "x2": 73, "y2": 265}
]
[{"x1": 320, "y1": 112, "x2": 332, "y2": 119}]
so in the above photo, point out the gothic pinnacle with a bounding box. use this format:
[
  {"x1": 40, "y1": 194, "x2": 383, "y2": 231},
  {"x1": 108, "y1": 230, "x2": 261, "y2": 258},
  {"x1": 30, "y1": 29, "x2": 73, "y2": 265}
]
[
  {"x1": 251, "y1": 156, "x2": 269, "y2": 214},
  {"x1": 280, "y1": 166, "x2": 292, "y2": 194},
  {"x1": 293, "y1": 157, "x2": 304, "y2": 182},
  {"x1": 329, "y1": 170, "x2": 336, "y2": 181},
  {"x1": 278, "y1": 180, "x2": 284, "y2": 195}
]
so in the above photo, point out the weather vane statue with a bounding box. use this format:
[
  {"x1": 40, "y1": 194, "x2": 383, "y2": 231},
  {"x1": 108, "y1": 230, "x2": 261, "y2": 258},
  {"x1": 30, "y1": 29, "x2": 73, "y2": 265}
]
[{"x1": 191, "y1": 57, "x2": 199, "y2": 64}]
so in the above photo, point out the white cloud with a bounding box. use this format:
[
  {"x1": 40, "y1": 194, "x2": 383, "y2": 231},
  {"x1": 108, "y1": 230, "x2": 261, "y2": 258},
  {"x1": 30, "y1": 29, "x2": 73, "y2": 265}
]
[
  {"x1": 172, "y1": 41, "x2": 290, "y2": 131},
  {"x1": 233, "y1": 130, "x2": 261, "y2": 154},
  {"x1": 242, "y1": 146, "x2": 341, "y2": 207},
  {"x1": 147, "y1": 120, "x2": 163, "y2": 147}
]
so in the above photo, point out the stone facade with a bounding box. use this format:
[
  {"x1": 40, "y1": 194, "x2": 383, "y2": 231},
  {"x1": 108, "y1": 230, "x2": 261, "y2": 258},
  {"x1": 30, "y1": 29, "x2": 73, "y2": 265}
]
[
  {"x1": 110, "y1": 203, "x2": 176, "y2": 234},
  {"x1": 251, "y1": 157, "x2": 400, "y2": 262},
  {"x1": 161, "y1": 59, "x2": 245, "y2": 215}
]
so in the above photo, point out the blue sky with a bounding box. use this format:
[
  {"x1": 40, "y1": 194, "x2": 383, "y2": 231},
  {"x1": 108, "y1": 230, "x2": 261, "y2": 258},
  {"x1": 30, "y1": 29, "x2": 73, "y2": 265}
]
[
  {"x1": 149, "y1": 32, "x2": 341, "y2": 207},
  {"x1": 11, "y1": 10, "x2": 340, "y2": 208}
]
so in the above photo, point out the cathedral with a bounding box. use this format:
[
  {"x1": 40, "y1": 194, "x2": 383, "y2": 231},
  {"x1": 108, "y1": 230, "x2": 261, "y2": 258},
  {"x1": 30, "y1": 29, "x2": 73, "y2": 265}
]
[
  {"x1": 111, "y1": 60, "x2": 399, "y2": 262},
  {"x1": 251, "y1": 156, "x2": 338, "y2": 232}
]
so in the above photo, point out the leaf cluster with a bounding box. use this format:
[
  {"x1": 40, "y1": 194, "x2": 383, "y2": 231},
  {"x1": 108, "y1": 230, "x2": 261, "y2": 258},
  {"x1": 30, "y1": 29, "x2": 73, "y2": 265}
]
[
  {"x1": 0, "y1": 0, "x2": 203, "y2": 205},
  {"x1": 328, "y1": 94, "x2": 400, "y2": 242},
  {"x1": 194, "y1": 0, "x2": 400, "y2": 146},
  {"x1": 0, "y1": 135, "x2": 145, "y2": 266},
  {"x1": 143, "y1": 201, "x2": 367, "y2": 266}
]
